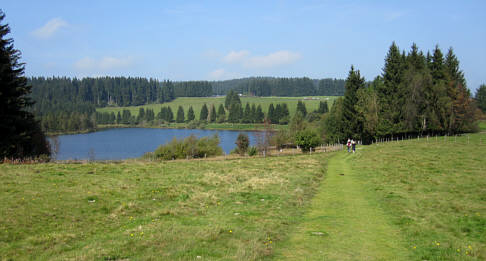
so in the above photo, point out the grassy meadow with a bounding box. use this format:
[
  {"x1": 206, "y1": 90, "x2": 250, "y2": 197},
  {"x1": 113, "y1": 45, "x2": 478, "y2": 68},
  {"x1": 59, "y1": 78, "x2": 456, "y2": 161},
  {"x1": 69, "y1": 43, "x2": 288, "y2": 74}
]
[
  {"x1": 348, "y1": 133, "x2": 486, "y2": 260},
  {"x1": 272, "y1": 133, "x2": 486, "y2": 260},
  {"x1": 97, "y1": 96, "x2": 337, "y2": 119},
  {"x1": 0, "y1": 154, "x2": 329, "y2": 260}
]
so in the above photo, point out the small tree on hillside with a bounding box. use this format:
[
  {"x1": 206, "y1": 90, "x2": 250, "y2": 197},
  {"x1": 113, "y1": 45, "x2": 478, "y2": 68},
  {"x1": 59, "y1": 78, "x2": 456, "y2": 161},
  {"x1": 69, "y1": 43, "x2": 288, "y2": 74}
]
[
  {"x1": 176, "y1": 106, "x2": 185, "y2": 123},
  {"x1": 209, "y1": 104, "x2": 217, "y2": 122},
  {"x1": 187, "y1": 106, "x2": 195, "y2": 122},
  {"x1": 200, "y1": 103, "x2": 208, "y2": 122},
  {"x1": 296, "y1": 100, "x2": 307, "y2": 117}
]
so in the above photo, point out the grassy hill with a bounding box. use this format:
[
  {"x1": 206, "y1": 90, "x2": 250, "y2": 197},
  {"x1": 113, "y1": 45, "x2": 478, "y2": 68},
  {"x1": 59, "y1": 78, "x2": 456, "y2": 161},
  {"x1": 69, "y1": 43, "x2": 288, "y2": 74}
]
[
  {"x1": 97, "y1": 96, "x2": 337, "y2": 119},
  {"x1": 0, "y1": 133, "x2": 484, "y2": 260}
]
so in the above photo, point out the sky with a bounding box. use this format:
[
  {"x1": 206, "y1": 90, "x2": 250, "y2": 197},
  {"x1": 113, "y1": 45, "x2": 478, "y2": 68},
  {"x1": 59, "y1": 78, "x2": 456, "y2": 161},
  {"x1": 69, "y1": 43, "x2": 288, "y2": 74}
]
[{"x1": 2, "y1": 0, "x2": 485, "y2": 92}]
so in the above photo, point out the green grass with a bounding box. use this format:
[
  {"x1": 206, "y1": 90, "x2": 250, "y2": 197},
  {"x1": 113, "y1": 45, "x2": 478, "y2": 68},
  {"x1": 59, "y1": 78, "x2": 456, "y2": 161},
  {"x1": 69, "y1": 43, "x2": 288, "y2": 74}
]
[
  {"x1": 97, "y1": 96, "x2": 337, "y2": 119},
  {"x1": 0, "y1": 154, "x2": 329, "y2": 260},
  {"x1": 348, "y1": 133, "x2": 486, "y2": 260},
  {"x1": 272, "y1": 133, "x2": 486, "y2": 260},
  {"x1": 274, "y1": 152, "x2": 410, "y2": 260},
  {"x1": 479, "y1": 120, "x2": 486, "y2": 131}
]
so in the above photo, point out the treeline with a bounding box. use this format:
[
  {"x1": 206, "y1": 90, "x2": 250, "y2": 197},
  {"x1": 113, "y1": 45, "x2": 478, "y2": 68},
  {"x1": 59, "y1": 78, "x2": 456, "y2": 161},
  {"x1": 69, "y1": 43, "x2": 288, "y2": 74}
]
[
  {"x1": 29, "y1": 77, "x2": 214, "y2": 132},
  {"x1": 220, "y1": 77, "x2": 345, "y2": 96},
  {"x1": 96, "y1": 92, "x2": 329, "y2": 127},
  {"x1": 324, "y1": 43, "x2": 479, "y2": 144}
]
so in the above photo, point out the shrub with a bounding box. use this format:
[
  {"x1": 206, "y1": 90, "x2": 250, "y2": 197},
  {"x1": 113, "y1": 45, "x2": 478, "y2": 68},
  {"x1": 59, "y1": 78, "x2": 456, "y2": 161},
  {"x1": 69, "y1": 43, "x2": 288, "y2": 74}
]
[
  {"x1": 295, "y1": 129, "x2": 321, "y2": 152},
  {"x1": 153, "y1": 134, "x2": 222, "y2": 160},
  {"x1": 248, "y1": 146, "x2": 258, "y2": 156},
  {"x1": 235, "y1": 133, "x2": 249, "y2": 155}
]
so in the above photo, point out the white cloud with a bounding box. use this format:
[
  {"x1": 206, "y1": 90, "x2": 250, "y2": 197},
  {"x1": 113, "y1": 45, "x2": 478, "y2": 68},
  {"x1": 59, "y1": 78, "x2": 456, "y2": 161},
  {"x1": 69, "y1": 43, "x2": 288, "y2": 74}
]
[
  {"x1": 245, "y1": 51, "x2": 301, "y2": 68},
  {"x1": 209, "y1": 68, "x2": 226, "y2": 80},
  {"x1": 74, "y1": 56, "x2": 134, "y2": 73},
  {"x1": 32, "y1": 18, "x2": 68, "y2": 39},
  {"x1": 221, "y1": 50, "x2": 301, "y2": 69},
  {"x1": 223, "y1": 50, "x2": 250, "y2": 63}
]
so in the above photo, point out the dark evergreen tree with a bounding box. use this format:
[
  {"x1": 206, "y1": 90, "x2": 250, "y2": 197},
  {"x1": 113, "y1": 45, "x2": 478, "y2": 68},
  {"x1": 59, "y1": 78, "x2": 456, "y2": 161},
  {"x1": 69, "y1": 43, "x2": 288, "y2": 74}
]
[
  {"x1": 267, "y1": 103, "x2": 275, "y2": 123},
  {"x1": 342, "y1": 66, "x2": 366, "y2": 140},
  {"x1": 187, "y1": 106, "x2": 195, "y2": 122},
  {"x1": 250, "y1": 104, "x2": 257, "y2": 123},
  {"x1": 116, "y1": 111, "x2": 122, "y2": 124},
  {"x1": 217, "y1": 104, "x2": 226, "y2": 123},
  {"x1": 228, "y1": 103, "x2": 242, "y2": 123},
  {"x1": 476, "y1": 84, "x2": 486, "y2": 113},
  {"x1": 209, "y1": 104, "x2": 217, "y2": 122},
  {"x1": 137, "y1": 108, "x2": 145, "y2": 122},
  {"x1": 280, "y1": 103, "x2": 290, "y2": 124},
  {"x1": 296, "y1": 101, "x2": 307, "y2": 117},
  {"x1": 0, "y1": 11, "x2": 50, "y2": 159},
  {"x1": 200, "y1": 104, "x2": 209, "y2": 122},
  {"x1": 317, "y1": 101, "x2": 329, "y2": 113},
  {"x1": 176, "y1": 106, "x2": 185, "y2": 123},
  {"x1": 167, "y1": 107, "x2": 174, "y2": 122},
  {"x1": 243, "y1": 103, "x2": 252, "y2": 123},
  {"x1": 255, "y1": 105, "x2": 264, "y2": 123}
]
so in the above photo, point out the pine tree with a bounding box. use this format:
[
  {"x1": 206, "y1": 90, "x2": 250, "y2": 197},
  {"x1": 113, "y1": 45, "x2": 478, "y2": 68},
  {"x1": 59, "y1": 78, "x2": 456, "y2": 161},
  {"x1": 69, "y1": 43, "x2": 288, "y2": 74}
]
[
  {"x1": 200, "y1": 103, "x2": 208, "y2": 122},
  {"x1": 137, "y1": 108, "x2": 145, "y2": 122},
  {"x1": 167, "y1": 107, "x2": 174, "y2": 122},
  {"x1": 217, "y1": 104, "x2": 226, "y2": 123},
  {"x1": 296, "y1": 101, "x2": 307, "y2": 117},
  {"x1": 243, "y1": 103, "x2": 251, "y2": 123},
  {"x1": 209, "y1": 104, "x2": 216, "y2": 122},
  {"x1": 0, "y1": 11, "x2": 50, "y2": 158},
  {"x1": 116, "y1": 111, "x2": 122, "y2": 124},
  {"x1": 267, "y1": 104, "x2": 275, "y2": 123},
  {"x1": 342, "y1": 65, "x2": 366, "y2": 140},
  {"x1": 255, "y1": 105, "x2": 264, "y2": 123},
  {"x1": 475, "y1": 85, "x2": 486, "y2": 112},
  {"x1": 228, "y1": 103, "x2": 241, "y2": 123},
  {"x1": 317, "y1": 101, "x2": 328, "y2": 113},
  {"x1": 176, "y1": 106, "x2": 185, "y2": 123},
  {"x1": 250, "y1": 104, "x2": 257, "y2": 123},
  {"x1": 187, "y1": 106, "x2": 195, "y2": 122}
]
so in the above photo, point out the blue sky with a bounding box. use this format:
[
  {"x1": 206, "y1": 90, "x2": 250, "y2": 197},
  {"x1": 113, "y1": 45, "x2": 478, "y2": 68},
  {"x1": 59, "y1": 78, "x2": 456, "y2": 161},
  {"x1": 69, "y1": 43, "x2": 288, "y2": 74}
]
[{"x1": 2, "y1": 0, "x2": 485, "y2": 92}]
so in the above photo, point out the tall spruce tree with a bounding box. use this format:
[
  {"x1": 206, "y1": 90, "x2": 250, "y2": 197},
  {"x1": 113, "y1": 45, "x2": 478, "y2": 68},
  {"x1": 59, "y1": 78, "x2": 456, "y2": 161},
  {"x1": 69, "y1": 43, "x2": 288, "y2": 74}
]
[
  {"x1": 0, "y1": 11, "x2": 50, "y2": 159},
  {"x1": 296, "y1": 101, "x2": 307, "y2": 117},
  {"x1": 243, "y1": 103, "x2": 252, "y2": 123},
  {"x1": 267, "y1": 103, "x2": 275, "y2": 123},
  {"x1": 176, "y1": 106, "x2": 185, "y2": 123},
  {"x1": 255, "y1": 105, "x2": 264, "y2": 123},
  {"x1": 167, "y1": 107, "x2": 174, "y2": 122},
  {"x1": 209, "y1": 104, "x2": 217, "y2": 122},
  {"x1": 187, "y1": 106, "x2": 195, "y2": 122},
  {"x1": 476, "y1": 84, "x2": 486, "y2": 113},
  {"x1": 342, "y1": 66, "x2": 366, "y2": 140},
  {"x1": 200, "y1": 103, "x2": 208, "y2": 122}
]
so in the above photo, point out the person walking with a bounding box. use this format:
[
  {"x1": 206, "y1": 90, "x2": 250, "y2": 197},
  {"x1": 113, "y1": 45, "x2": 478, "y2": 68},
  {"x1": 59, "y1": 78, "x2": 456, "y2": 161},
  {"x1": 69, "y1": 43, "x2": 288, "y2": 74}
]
[
  {"x1": 347, "y1": 138, "x2": 351, "y2": 153},
  {"x1": 351, "y1": 139, "x2": 356, "y2": 153}
]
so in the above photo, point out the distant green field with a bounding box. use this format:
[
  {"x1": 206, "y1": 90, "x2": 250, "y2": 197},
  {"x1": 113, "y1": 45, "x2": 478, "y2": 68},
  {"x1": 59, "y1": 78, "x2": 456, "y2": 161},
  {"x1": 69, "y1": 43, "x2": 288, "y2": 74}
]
[{"x1": 97, "y1": 96, "x2": 338, "y2": 119}]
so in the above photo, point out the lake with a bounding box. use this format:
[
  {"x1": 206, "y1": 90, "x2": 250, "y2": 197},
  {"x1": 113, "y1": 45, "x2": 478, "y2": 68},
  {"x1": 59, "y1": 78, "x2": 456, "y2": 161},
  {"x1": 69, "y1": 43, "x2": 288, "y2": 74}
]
[{"x1": 50, "y1": 128, "x2": 259, "y2": 161}]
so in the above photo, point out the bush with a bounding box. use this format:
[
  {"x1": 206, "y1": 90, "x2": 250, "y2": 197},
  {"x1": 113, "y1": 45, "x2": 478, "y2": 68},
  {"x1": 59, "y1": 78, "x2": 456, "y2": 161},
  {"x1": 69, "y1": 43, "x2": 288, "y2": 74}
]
[
  {"x1": 235, "y1": 133, "x2": 249, "y2": 155},
  {"x1": 248, "y1": 146, "x2": 258, "y2": 156},
  {"x1": 295, "y1": 129, "x2": 321, "y2": 152},
  {"x1": 153, "y1": 134, "x2": 222, "y2": 160}
]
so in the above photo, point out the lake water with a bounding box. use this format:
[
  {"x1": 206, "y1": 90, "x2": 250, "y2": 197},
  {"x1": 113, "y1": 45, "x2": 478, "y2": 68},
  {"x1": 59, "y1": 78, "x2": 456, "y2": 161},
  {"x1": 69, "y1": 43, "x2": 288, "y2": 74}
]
[{"x1": 50, "y1": 128, "x2": 259, "y2": 161}]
